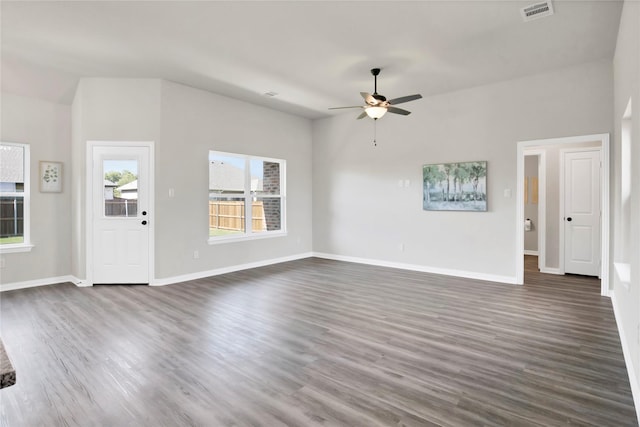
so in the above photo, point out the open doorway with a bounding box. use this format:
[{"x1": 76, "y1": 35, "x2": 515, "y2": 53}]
[
  {"x1": 523, "y1": 150, "x2": 546, "y2": 273},
  {"x1": 516, "y1": 134, "x2": 610, "y2": 296}
]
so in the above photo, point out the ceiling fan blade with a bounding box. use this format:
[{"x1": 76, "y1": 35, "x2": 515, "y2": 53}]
[
  {"x1": 328, "y1": 106, "x2": 364, "y2": 110},
  {"x1": 388, "y1": 106, "x2": 411, "y2": 116},
  {"x1": 360, "y1": 92, "x2": 377, "y2": 106},
  {"x1": 388, "y1": 94, "x2": 423, "y2": 105},
  {"x1": 356, "y1": 111, "x2": 367, "y2": 120}
]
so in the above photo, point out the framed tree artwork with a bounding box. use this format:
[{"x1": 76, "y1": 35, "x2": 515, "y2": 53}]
[{"x1": 423, "y1": 161, "x2": 487, "y2": 211}]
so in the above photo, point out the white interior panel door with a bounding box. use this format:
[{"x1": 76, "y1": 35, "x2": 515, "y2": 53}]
[
  {"x1": 92, "y1": 146, "x2": 150, "y2": 284},
  {"x1": 563, "y1": 150, "x2": 600, "y2": 277}
]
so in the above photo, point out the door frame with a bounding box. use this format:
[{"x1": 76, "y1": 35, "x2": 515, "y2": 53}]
[
  {"x1": 559, "y1": 147, "x2": 602, "y2": 278},
  {"x1": 86, "y1": 141, "x2": 155, "y2": 286},
  {"x1": 516, "y1": 133, "x2": 609, "y2": 296},
  {"x1": 523, "y1": 149, "x2": 547, "y2": 272}
]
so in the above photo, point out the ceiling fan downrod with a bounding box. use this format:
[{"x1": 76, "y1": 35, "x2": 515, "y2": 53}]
[{"x1": 371, "y1": 68, "x2": 380, "y2": 95}]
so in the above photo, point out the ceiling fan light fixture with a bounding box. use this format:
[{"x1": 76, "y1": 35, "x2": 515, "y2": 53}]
[
  {"x1": 328, "y1": 68, "x2": 422, "y2": 120},
  {"x1": 365, "y1": 106, "x2": 387, "y2": 119}
]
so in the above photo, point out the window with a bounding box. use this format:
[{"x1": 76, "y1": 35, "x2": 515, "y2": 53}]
[
  {"x1": 0, "y1": 142, "x2": 31, "y2": 252},
  {"x1": 103, "y1": 159, "x2": 139, "y2": 217},
  {"x1": 209, "y1": 151, "x2": 285, "y2": 242}
]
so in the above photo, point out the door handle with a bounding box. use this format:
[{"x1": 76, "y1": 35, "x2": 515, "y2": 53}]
[
  {"x1": 141, "y1": 220, "x2": 147, "y2": 225},
  {"x1": 566, "y1": 217, "x2": 572, "y2": 222}
]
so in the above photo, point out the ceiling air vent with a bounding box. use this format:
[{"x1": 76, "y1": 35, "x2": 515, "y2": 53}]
[{"x1": 521, "y1": 1, "x2": 554, "y2": 22}]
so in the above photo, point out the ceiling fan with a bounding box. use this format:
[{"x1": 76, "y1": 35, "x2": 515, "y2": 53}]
[{"x1": 329, "y1": 68, "x2": 422, "y2": 120}]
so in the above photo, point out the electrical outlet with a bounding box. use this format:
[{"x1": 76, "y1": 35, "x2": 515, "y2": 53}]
[
  {"x1": 398, "y1": 243, "x2": 404, "y2": 252},
  {"x1": 0, "y1": 257, "x2": 4, "y2": 269},
  {"x1": 193, "y1": 250, "x2": 199, "y2": 260}
]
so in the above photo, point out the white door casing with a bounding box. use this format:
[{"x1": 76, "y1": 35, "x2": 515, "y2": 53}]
[
  {"x1": 516, "y1": 133, "x2": 609, "y2": 296},
  {"x1": 562, "y1": 149, "x2": 601, "y2": 277},
  {"x1": 89, "y1": 143, "x2": 153, "y2": 284}
]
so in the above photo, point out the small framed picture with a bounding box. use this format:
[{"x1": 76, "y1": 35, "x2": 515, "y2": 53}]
[{"x1": 40, "y1": 161, "x2": 63, "y2": 193}]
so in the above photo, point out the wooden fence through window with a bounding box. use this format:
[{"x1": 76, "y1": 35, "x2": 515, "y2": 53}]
[
  {"x1": 105, "y1": 199, "x2": 138, "y2": 217},
  {"x1": 0, "y1": 197, "x2": 24, "y2": 238},
  {"x1": 209, "y1": 201, "x2": 266, "y2": 232}
]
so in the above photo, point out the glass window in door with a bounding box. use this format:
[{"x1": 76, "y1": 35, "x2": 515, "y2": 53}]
[{"x1": 103, "y1": 160, "x2": 138, "y2": 217}]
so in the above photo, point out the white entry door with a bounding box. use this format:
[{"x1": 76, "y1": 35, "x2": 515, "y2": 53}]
[
  {"x1": 92, "y1": 145, "x2": 151, "y2": 284},
  {"x1": 563, "y1": 149, "x2": 601, "y2": 276}
]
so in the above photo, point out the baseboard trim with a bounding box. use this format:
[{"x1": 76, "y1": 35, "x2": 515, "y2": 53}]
[
  {"x1": 524, "y1": 250, "x2": 539, "y2": 256},
  {"x1": 610, "y1": 290, "x2": 640, "y2": 424},
  {"x1": 0, "y1": 253, "x2": 315, "y2": 290},
  {"x1": 539, "y1": 267, "x2": 563, "y2": 275},
  {"x1": 312, "y1": 252, "x2": 518, "y2": 284},
  {"x1": 0, "y1": 275, "x2": 76, "y2": 292},
  {"x1": 151, "y1": 252, "x2": 314, "y2": 286}
]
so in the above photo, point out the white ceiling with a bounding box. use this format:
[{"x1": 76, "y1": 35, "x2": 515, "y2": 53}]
[{"x1": 1, "y1": 1, "x2": 623, "y2": 119}]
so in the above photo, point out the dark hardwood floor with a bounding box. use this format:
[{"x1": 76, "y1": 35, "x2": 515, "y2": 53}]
[{"x1": 0, "y1": 256, "x2": 637, "y2": 426}]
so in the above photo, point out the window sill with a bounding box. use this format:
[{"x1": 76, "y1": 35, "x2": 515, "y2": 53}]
[
  {"x1": 0, "y1": 244, "x2": 34, "y2": 254},
  {"x1": 208, "y1": 231, "x2": 287, "y2": 245}
]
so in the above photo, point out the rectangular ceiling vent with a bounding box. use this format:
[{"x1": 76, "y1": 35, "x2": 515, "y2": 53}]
[{"x1": 521, "y1": 1, "x2": 554, "y2": 22}]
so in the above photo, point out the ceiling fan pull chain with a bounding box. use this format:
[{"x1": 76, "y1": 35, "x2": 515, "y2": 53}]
[{"x1": 373, "y1": 119, "x2": 377, "y2": 147}]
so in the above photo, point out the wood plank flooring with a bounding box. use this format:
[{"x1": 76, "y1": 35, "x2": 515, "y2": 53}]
[{"x1": 0, "y1": 256, "x2": 637, "y2": 426}]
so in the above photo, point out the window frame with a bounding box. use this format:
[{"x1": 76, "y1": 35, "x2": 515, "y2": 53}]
[
  {"x1": 208, "y1": 150, "x2": 286, "y2": 244},
  {"x1": 0, "y1": 142, "x2": 33, "y2": 253}
]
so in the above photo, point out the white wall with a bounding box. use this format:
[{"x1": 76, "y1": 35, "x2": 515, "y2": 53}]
[
  {"x1": 612, "y1": 0, "x2": 640, "y2": 416},
  {"x1": 0, "y1": 93, "x2": 72, "y2": 285},
  {"x1": 313, "y1": 60, "x2": 613, "y2": 282},
  {"x1": 156, "y1": 81, "x2": 312, "y2": 279},
  {"x1": 524, "y1": 155, "x2": 538, "y2": 253}
]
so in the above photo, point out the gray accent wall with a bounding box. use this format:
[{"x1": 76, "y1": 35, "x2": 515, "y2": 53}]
[{"x1": 312, "y1": 60, "x2": 613, "y2": 281}]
